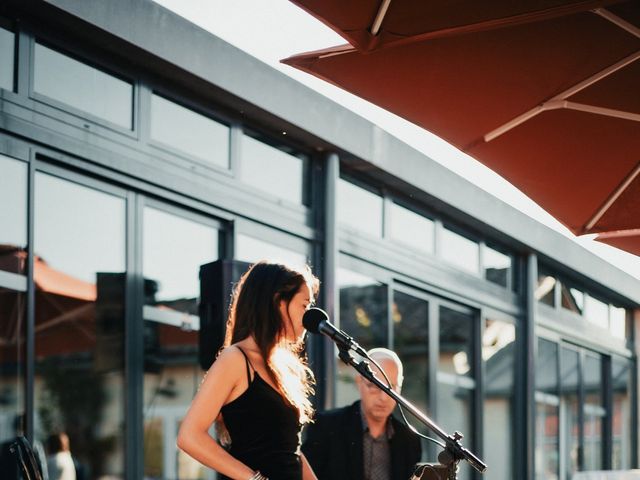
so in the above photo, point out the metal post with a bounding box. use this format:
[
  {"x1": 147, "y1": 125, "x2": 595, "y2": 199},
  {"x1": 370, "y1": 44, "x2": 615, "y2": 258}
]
[{"x1": 322, "y1": 152, "x2": 339, "y2": 409}]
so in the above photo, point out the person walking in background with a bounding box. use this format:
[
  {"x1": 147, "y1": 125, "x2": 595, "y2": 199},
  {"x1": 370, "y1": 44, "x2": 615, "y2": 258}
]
[
  {"x1": 177, "y1": 261, "x2": 320, "y2": 480},
  {"x1": 303, "y1": 348, "x2": 421, "y2": 480},
  {"x1": 46, "y1": 432, "x2": 75, "y2": 480}
]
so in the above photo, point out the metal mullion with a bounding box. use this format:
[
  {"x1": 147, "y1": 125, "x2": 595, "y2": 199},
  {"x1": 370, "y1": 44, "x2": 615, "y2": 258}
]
[
  {"x1": 602, "y1": 355, "x2": 613, "y2": 470},
  {"x1": 554, "y1": 341, "x2": 561, "y2": 480},
  {"x1": 474, "y1": 310, "x2": 485, "y2": 480},
  {"x1": 387, "y1": 283, "x2": 394, "y2": 349},
  {"x1": 632, "y1": 352, "x2": 639, "y2": 467},
  {"x1": 558, "y1": 344, "x2": 565, "y2": 480},
  {"x1": 125, "y1": 191, "x2": 144, "y2": 480},
  {"x1": 524, "y1": 253, "x2": 537, "y2": 480},
  {"x1": 577, "y1": 350, "x2": 586, "y2": 471},
  {"x1": 25, "y1": 150, "x2": 35, "y2": 441},
  {"x1": 323, "y1": 152, "x2": 338, "y2": 409},
  {"x1": 428, "y1": 300, "x2": 439, "y2": 461},
  {"x1": 15, "y1": 23, "x2": 30, "y2": 96}
]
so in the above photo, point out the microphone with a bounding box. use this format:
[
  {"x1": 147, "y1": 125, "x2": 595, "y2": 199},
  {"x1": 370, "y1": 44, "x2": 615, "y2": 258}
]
[{"x1": 303, "y1": 308, "x2": 368, "y2": 357}]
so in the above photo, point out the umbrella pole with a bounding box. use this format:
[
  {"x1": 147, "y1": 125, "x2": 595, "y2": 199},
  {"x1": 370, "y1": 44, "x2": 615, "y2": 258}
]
[{"x1": 336, "y1": 349, "x2": 486, "y2": 479}]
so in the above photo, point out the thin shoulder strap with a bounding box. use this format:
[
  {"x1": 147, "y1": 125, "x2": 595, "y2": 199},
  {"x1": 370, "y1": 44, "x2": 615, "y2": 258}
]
[{"x1": 235, "y1": 347, "x2": 254, "y2": 383}]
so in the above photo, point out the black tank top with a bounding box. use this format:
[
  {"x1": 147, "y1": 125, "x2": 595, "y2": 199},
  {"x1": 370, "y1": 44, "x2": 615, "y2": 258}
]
[{"x1": 219, "y1": 347, "x2": 302, "y2": 480}]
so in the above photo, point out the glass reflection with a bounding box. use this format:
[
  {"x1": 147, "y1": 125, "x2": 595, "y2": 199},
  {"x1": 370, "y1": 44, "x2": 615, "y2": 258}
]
[
  {"x1": 235, "y1": 233, "x2": 308, "y2": 271},
  {"x1": 535, "y1": 271, "x2": 556, "y2": 307},
  {"x1": 0, "y1": 287, "x2": 25, "y2": 476},
  {"x1": 483, "y1": 319, "x2": 515, "y2": 480},
  {"x1": 535, "y1": 339, "x2": 559, "y2": 480},
  {"x1": 33, "y1": 43, "x2": 133, "y2": 129},
  {"x1": 336, "y1": 269, "x2": 388, "y2": 406},
  {"x1": 0, "y1": 155, "x2": 27, "y2": 274},
  {"x1": 0, "y1": 26, "x2": 14, "y2": 91},
  {"x1": 337, "y1": 179, "x2": 383, "y2": 238},
  {"x1": 438, "y1": 306, "x2": 474, "y2": 480},
  {"x1": 584, "y1": 296, "x2": 609, "y2": 330},
  {"x1": 34, "y1": 173, "x2": 126, "y2": 479},
  {"x1": 142, "y1": 206, "x2": 219, "y2": 479},
  {"x1": 389, "y1": 203, "x2": 434, "y2": 253},
  {"x1": 609, "y1": 306, "x2": 626, "y2": 340},
  {"x1": 612, "y1": 358, "x2": 632, "y2": 469},
  {"x1": 583, "y1": 354, "x2": 604, "y2": 471},
  {"x1": 240, "y1": 133, "x2": 307, "y2": 205},
  {"x1": 560, "y1": 283, "x2": 583, "y2": 315},
  {"x1": 393, "y1": 291, "x2": 429, "y2": 415},
  {"x1": 441, "y1": 227, "x2": 479, "y2": 275},
  {"x1": 150, "y1": 94, "x2": 230, "y2": 168},
  {"x1": 484, "y1": 246, "x2": 511, "y2": 288},
  {"x1": 560, "y1": 348, "x2": 579, "y2": 480}
]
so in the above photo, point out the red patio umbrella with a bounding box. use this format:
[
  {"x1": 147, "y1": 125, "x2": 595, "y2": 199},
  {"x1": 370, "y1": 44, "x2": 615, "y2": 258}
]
[{"x1": 283, "y1": 0, "x2": 640, "y2": 237}]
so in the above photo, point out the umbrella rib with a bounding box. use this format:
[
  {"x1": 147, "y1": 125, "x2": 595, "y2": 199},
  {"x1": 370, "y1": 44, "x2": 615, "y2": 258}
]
[
  {"x1": 594, "y1": 8, "x2": 640, "y2": 39},
  {"x1": 484, "y1": 49, "x2": 640, "y2": 142},
  {"x1": 585, "y1": 162, "x2": 640, "y2": 232},
  {"x1": 371, "y1": 0, "x2": 392, "y2": 36},
  {"x1": 563, "y1": 101, "x2": 640, "y2": 123},
  {"x1": 597, "y1": 229, "x2": 640, "y2": 239}
]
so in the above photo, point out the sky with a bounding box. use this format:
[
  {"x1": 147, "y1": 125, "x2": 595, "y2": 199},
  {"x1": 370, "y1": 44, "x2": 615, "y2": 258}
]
[{"x1": 153, "y1": 0, "x2": 640, "y2": 280}]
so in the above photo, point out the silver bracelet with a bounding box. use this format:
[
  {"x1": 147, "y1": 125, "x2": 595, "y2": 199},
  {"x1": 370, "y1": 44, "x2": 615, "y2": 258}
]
[{"x1": 248, "y1": 471, "x2": 268, "y2": 480}]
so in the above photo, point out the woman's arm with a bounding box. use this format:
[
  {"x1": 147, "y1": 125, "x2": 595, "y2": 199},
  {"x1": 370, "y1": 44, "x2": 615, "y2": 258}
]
[
  {"x1": 176, "y1": 347, "x2": 256, "y2": 480},
  {"x1": 301, "y1": 453, "x2": 318, "y2": 480}
]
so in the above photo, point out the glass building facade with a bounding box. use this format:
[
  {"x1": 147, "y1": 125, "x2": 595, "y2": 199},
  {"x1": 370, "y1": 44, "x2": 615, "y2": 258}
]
[{"x1": 0, "y1": 2, "x2": 637, "y2": 480}]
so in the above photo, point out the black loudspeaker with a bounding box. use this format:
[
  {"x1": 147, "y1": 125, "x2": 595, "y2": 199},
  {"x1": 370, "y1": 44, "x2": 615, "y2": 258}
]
[{"x1": 198, "y1": 260, "x2": 251, "y2": 370}]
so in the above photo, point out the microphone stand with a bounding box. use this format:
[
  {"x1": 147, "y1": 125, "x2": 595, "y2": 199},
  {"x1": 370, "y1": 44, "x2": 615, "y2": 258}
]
[{"x1": 337, "y1": 348, "x2": 487, "y2": 480}]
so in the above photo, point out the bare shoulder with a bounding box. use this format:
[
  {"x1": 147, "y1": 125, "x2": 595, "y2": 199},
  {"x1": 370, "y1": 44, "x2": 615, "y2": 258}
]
[{"x1": 210, "y1": 345, "x2": 245, "y2": 372}]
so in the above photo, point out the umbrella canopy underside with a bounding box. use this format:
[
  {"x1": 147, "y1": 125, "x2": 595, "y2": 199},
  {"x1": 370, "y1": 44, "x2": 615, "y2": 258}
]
[{"x1": 284, "y1": 1, "x2": 640, "y2": 240}]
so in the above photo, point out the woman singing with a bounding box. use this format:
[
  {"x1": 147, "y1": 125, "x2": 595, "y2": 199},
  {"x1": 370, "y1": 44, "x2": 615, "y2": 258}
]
[{"x1": 177, "y1": 261, "x2": 319, "y2": 480}]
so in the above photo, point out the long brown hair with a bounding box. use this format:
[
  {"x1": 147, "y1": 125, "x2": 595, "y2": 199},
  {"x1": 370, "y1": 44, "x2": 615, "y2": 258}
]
[{"x1": 223, "y1": 261, "x2": 318, "y2": 424}]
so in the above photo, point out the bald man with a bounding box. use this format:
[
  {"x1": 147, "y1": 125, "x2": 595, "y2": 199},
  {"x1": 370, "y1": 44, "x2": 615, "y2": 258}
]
[{"x1": 303, "y1": 348, "x2": 421, "y2": 480}]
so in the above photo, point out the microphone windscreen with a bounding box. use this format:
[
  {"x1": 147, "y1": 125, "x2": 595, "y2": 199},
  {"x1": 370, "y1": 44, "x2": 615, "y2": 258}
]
[{"x1": 302, "y1": 307, "x2": 329, "y2": 333}]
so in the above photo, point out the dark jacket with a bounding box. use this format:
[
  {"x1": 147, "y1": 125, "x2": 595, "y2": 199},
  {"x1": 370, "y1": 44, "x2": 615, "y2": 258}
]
[{"x1": 302, "y1": 401, "x2": 422, "y2": 480}]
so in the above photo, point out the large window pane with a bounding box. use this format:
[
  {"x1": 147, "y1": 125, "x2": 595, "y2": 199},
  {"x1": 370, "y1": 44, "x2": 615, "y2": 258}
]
[
  {"x1": 336, "y1": 268, "x2": 388, "y2": 406},
  {"x1": 441, "y1": 227, "x2": 479, "y2": 274},
  {"x1": 142, "y1": 206, "x2": 218, "y2": 479},
  {"x1": 34, "y1": 173, "x2": 126, "y2": 479},
  {"x1": 0, "y1": 26, "x2": 14, "y2": 91},
  {"x1": 240, "y1": 134, "x2": 307, "y2": 205},
  {"x1": 33, "y1": 43, "x2": 133, "y2": 129},
  {"x1": 610, "y1": 306, "x2": 626, "y2": 340},
  {"x1": 143, "y1": 207, "x2": 218, "y2": 312},
  {"x1": 438, "y1": 305, "x2": 474, "y2": 480},
  {"x1": 337, "y1": 179, "x2": 383, "y2": 238},
  {"x1": 235, "y1": 233, "x2": 308, "y2": 271},
  {"x1": 484, "y1": 245, "x2": 511, "y2": 288},
  {"x1": 0, "y1": 287, "x2": 25, "y2": 468},
  {"x1": 535, "y1": 338, "x2": 559, "y2": 480},
  {"x1": 483, "y1": 318, "x2": 515, "y2": 480},
  {"x1": 0, "y1": 155, "x2": 27, "y2": 275},
  {"x1": 393, "y1": 291, "x2": 429, "y2": 416},
  {"x1": 560, "y1": 348, "x2": 579, "y2": 480},
  {"x1": 389, "y1": 202, "x2": 434, "y2": 253},
  {"x1": 583, "y1": 353, "x2": 604, "y2": 471},
  {"x1": 612, "y1": 357, "x2": 632, "y2": 470},
  {"x1": 584, "y1": 296, "x2": 609, "y2": 330},
  {"x1": 150, "y1": 94, "x2": 230, "y2": 168}
]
